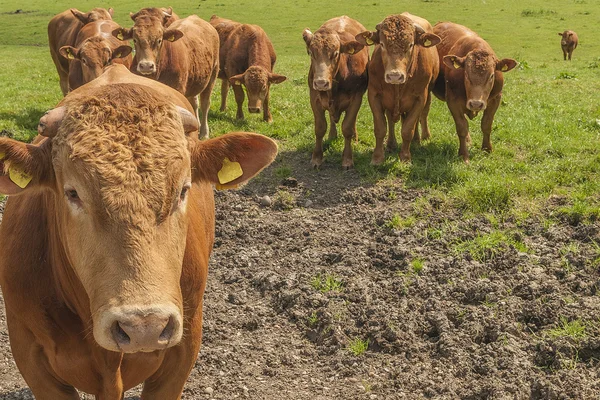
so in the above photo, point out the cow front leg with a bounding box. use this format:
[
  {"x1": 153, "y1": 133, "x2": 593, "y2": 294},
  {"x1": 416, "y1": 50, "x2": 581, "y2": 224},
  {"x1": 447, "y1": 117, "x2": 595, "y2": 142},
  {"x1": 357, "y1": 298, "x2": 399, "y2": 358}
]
[
  {"x1": 187, "y1": 95, "x2": 203, "y2": 138},
  {"x1": 232, "y1": 84, "x2": 245, "y2": 121},
  {"x1": 310, "y1": 94, "x2": 327, "y2": 168},
  {"x1": 563, "y1": 49, "x2": 567, "y2": 61},
  {"x1": 198, "y1": 65, "x2": 218, "y2": 139},
  {"x1": 386, "y1": 110, "x2": 397, "y2": 151},
  {"x1": 448, "y1": 101, "x2": 471, "y2": 162},
  {"x1": 219, "y1": 79, "x2": 229, "y2": 112},
  {"x1": 418, "y1": 91, "x2": 433, "y2": 142},
  {"x1": 340, "y1": 95, "x2": 363, "y2": 169},
  {"x1": 370, "y1": 95, "x2": 388, "y2": 165},
  {"x1": 263, "y1": 88, "x2": 273, "y2": 123},
  {"x1": 481, "y1": 94, "x2": 501, "y2": 153},
  {"x1": 328, "y1": 112, "x2": 338, "y2": 140},
  {"x1": 399, "y1": 105, "x2": 421, "y2": 162}
]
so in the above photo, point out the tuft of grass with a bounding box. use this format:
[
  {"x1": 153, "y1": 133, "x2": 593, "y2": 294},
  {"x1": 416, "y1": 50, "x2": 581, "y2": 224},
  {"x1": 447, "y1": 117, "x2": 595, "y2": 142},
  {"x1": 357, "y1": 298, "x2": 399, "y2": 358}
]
[
  {"x1": 348, "y1": 337, "x2": 369, "y2": 356},
  {"x1": 557, "y1": 198, "x2": 600, "y2": 225},
  {"x1": 555, "y1": 72, "x2": 577, "y2": 80},
  {"x1": 275, "y1": 165, "x2": 292, "y2": 179},
  {"x1": 384, "y1": 213, "x2": 416, "y2": 229},
  {"x1": 520, "y1": 9, "x2": 556, "y2": 16},
  {"x1": 454, "y1": 230, "x2": 528, "y2": 262},
  {"x1": 410, "y1": 257, "x2": 425, "y2": 275},
  {"x1": 546, "y1": 317, "x2": 587, "y2": 341},
  {"x1": 272, "y1": 190, "x2": 295, "y2": 210},
  {"x1": 307, "y1": 311, "x2": 318, "y2": 326},
  {"x1": 311, "y1": 273, "x2": 343, "y2": 293}
]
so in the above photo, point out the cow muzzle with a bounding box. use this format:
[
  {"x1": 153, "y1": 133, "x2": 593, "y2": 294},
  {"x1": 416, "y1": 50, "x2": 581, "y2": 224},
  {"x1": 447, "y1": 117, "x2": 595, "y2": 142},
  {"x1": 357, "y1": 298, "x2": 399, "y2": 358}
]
[
  {"x1": 313, "y1": 78, "x2": 331, "y2": 91},
  {"x1": 385, "y1": 71, "x2": 406, "y2": 85},
  {"x1": 137, "y1": 61, "x2": 156, "y2": 75},
  {"x1": 467, "y1": 99, "x2": 486, "y2": 112}
]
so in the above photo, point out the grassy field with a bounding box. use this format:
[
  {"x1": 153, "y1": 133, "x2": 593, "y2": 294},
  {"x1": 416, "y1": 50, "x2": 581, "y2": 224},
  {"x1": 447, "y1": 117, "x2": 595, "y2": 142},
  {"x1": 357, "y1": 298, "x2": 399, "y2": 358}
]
[{"x1": 0, "y1": 0, "x2": 599, "y2": 218}]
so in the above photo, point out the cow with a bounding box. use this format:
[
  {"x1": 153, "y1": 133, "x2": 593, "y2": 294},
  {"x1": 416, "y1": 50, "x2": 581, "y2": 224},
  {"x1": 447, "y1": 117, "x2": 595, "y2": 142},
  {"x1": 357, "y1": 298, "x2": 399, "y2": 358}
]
[
  {"x1": 48, "y1": 7, "x2": 114, "y2": 95},
  {"x1": 432, "y1": 22, "x2": 517, "y2": 162},
  {"x1": 559, "y1": 30, "x2": 578, "y2": 61},
  {"x1": 211, "y1": 15, "x2": 286, "y2": 123},
  {"x1": 129, "y1": 6, "x2": 179, "y2": 27},
  {"x1": 0, "y1": 64, "x2": 277, "y2": 399},
  {"x1": 302, "y1": 16, "x2": 369, "y2": 169},
  {"x1": 355, "y1": 13, "x2": 440, "y2": 164},
  {"x1": 113, "y1": 11, "x2": 219, "y2": 139},
  {"x1": 58, "y1": 20, "x2": 133, "y2": 92}
]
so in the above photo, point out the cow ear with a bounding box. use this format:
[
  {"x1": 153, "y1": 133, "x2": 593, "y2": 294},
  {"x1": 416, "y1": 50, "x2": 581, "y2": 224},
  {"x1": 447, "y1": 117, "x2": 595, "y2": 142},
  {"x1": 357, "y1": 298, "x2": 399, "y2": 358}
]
[
  {"x1": 0, "y1": 138, "x2": 53, "y2": 195},
  {"x1": 190, "y1": 133, "x2": 277, "y2": 190},
  {"x1": 164, "y1": 29, "x2": 184, "y2": 42},
  {"x1": 558, "y1": 32, "x2": 563, "y2": 36},
  {"x1": 71, "y1": 9, "x2": 90, "y2": 24},
  {"x1": 112, "y1": 27, "x2": 133, "y2": 41},
  {"x1": 355, "y1": 31, "x2": 379, "y2": 46},
  {"x1": 107, "y1": 7, "x2": 114, "y2": 17},
  {"x1": 229, "y1": 73, "x2": 245, "y2": 86},
  {"x1": 340, "y1": 41, "x2": 364, "y2": 55},
  {"x1": 496, "y1": 58, "x2": 518, "y2": 72},
  {"x1": 59, "y1": 46, "x2": 79, "y2": 60},
  {"x1": 268, "y1": 74, "x2": 287, "y2": 84},
  {"x1": 443, "y1": 55, "x2": 465, "y2": 70},
  {"x1": 111, "y1": 45, "x2": 133, "y2": 61},
  {"x1": 302, "y1": 28, "x2": 313, "y2": 47},
  {"x1": 417, "y1": 33, "x2": 441, "y2": 48}
]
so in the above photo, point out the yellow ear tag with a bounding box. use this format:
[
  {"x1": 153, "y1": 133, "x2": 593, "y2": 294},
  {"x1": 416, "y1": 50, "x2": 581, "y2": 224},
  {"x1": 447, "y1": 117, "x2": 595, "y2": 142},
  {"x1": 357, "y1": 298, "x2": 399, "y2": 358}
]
[
  {"x1": 67, "y1": 49, "x2": 75, "y2": 60},
  {"x1": 217, "y1": 157, "x2": 243, "y2": 185},
  {"x1": 453, "y1": 61, "x2": 461, "y2": 69},
  {"x1": 9, "y1": 166, "x2": 32, "y2": 189},
  {"x1": 234, "y1": 80, "x2": 242, "y2": 86},
  {"x1": 424, "y1": 39, "x2": 432, "y2": 47},
  {"x1": 0, "y1": 151, "x2": 5, "y2": 160},
  {"x1": 348, "y1": 48, "x2": 355, "y2": 55},
  {"x1": 366, "y1": 37, "x2": 374, "y2": 45},
  {"x1": 117, "y1": 32, "x2": 124, "y2": 40},
  {"x1": 501, "y1": 65, "x2": 508, "y2": 72},
  {"x1": 167, "y1": 34, "x2": 176, "y2": 42}
]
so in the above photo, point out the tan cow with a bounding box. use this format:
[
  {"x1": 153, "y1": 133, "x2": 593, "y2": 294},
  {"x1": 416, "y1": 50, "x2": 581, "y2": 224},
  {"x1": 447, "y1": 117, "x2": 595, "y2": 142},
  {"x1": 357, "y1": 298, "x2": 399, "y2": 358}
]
[
  {"x1": 302, "y1": 16, "x2": 368, "y2": 169},
  {"x1": 48, "y1": 7, "x2": 114, "y2": 95},
  {"x1": 0, "y1": 64, "x2": 277, "y2": 399},
  {"x1": 432, "y1": 22, "x2": 517, "y2": 162},
  {"x1": 559, "y1": 30, "x2": 578, "y2": 61},
  {"x1": 211, "y1": 15, "x2": 286, "y2": 122},
  {"x1": 113, "y1": 11, "x2": 219, "y2": 139},
  {"x1": 356, "y1": 13, "x2": 440, "y2": 163},
  {"x1": 58, "y1": 20, "x2": 133, "y2": 91}
]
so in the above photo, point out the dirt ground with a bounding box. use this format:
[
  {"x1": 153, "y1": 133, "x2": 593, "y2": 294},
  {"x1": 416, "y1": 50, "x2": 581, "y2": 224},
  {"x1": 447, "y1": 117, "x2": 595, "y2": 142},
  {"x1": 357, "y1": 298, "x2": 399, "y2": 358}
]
[{"x1": 1, "y1": 151, "x2": 600, "y2": 399}]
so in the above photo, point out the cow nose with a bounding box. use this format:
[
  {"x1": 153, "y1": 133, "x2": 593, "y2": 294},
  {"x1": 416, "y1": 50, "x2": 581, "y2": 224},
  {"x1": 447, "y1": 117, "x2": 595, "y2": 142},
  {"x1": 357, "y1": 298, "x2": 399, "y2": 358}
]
[
  {"x1": 467, "y1": 100, "x2": 486, "y2": 111},
  {"x1": 110, "y1": 312, "x2": 177, "y2": 353},
  {"x1": 248, "y1": 107, "x2": 261, "y2": 113},
  {"x1": 385, "y1": 71, "x2": 405, "y2": 84},
  {"x1": 137, "y1": 61, "x2": 156, "y2": 75},
  {"x1": 313, "y1": 78, "x2": 331, "y2": 91}
]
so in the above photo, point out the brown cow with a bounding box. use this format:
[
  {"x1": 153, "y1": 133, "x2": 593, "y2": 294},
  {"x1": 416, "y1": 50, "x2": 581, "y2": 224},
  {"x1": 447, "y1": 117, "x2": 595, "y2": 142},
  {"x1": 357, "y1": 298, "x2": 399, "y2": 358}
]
[
  {"x1": 129, "y1": 6, "x2": 179, "y2": 27},
  {"x1": 356, "y1": 13, "x2": 440, "y2": 163},
  {"x1": 58, "y1": 20, "x2": 133, "y2": 92},
  {"x1": 211, "y1": 15, "x2": 286, "y2": 122},
  {"x1": 114, "y1": 12, "x2": 219, "y2": 139},
  {"x1": 48, "y1": 7, "x2": 114, "y2": 95},
  {"x1": 302, "y1": 16, "x2": 368, "y2": 169},
  {"x1": 0, "y1": 64, "x2": 277, "y2": 399},
  {"x1": 559, "y1": 30, "x2": 578, "y2": 61},
  {"x1": 432, "y1": 22, "x2": 517, "y2": 162}
]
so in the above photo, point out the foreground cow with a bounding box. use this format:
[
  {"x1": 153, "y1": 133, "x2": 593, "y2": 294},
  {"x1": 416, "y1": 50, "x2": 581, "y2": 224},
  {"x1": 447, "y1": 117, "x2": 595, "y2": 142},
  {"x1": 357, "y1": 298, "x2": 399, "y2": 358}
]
[
  {"x1": 114, "y1": 11, "x2": 219, "y2": 139},
  {"x1": 211, "y1": 15, "x2": 286, "y2": 122},
  {"x1": 0, "y1": 64, "x2": 277, "y2": 399},
  {"x1": 356, "y1": 13, "x2": 440, "y2": 163},
  {"x1": 432, "y1": 22, "x2": 517, "y2": 162},
  {"x1": 48, "y1": 7, "x2": 114, "y2": 95},
  {"x1": 559, "y1": 30, "x2": 578, "y2": 61},
  {"x1": 58, "y1": 20, "x2": 133, "y2": 91},
  {"x1": 302, "y1": 16, "x2": 368, "y2": 169}
]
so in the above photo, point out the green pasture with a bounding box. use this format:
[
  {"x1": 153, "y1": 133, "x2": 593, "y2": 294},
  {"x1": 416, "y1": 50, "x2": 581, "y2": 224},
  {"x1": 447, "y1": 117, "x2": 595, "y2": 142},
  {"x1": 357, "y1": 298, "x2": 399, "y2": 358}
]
[{"x1": 0, "y1": 0, "x2": 599, "y2": 218}]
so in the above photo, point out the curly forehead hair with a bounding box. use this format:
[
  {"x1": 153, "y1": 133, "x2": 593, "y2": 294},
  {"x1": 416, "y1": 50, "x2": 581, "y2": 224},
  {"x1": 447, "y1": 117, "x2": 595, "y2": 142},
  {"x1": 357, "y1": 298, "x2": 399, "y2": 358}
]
[
  {"x1": 311, "y1": 28, "x2": 340, "y2": 52},
  {"x1": 466, "y1": 49, "x2": 497, "y2": 72},
  {"x1": 244, "y1": 66, "x2": 269, "y2": 87},
  {"x1": 378, "y1": 15, "x2": 414, "y2": 50}
]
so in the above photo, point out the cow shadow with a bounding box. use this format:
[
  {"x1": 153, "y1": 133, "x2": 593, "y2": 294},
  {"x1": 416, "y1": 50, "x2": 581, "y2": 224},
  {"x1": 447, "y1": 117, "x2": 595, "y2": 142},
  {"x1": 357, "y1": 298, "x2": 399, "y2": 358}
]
[
  {"x1": 207, "y1": 110, "x2": 253, "y2": 128},
  {"x1": 0, "y1": 107, "x2": 46, "y2": 134}
]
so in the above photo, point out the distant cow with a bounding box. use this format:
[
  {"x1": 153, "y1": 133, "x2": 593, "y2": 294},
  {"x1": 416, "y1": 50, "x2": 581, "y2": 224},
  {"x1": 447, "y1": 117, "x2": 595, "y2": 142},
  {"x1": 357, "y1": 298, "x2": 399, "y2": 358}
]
[
  {"x1": 356, "y1": 13, "x2": 440, "y2": 163},
  {"x1": 48, "y1": 7, "x2": 114, "y2": 95},
  {"x1": 0, "y1": 64, "x2": 277, "y2": 398},
  {"x1": 58, "y1": 20, "x2": 133, "y2": 91},
  {"x1": 114, "y1": 11, "x2": 219, "y2": 139},
  {"x1": 432, "y1": 22, "x2": 517, "y2": 162},
  {"x1": 559, "y1": 30, "x2": 578, "y2": 61},
  {"x1": 302, "y1": 16, "x2": 368, "y2": 169},
  {"x1": 211, "y1": 15, "x2": 286, "y2": 123}
]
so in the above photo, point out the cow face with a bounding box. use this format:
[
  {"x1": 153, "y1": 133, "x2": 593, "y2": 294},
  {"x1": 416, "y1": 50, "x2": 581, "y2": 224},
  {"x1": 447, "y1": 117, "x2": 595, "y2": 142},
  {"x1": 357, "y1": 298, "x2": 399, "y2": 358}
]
[
  {"x1": 59, "y1": 39, "x2": 132, "y2": 84},
  {"x1": 229, "y1": 66, "x2": 286, "y2": 113},
  {"x1": 113, "y1": 16, "x2": 183, "y2": 76},
  {"x1": 356, "y1": 15, "x2": 440, "y2": 85},
  {"x1": 559, "y1": 31, "x2": 574, "y2": 46},
  {"x1": 443, "y1": 51, "x2": 517, "y2": 111},
  {"x1": 71, "y1": 7, "x2": 114, "y2": 24},
  {"x1": 0, "y1": 85, "x2": 277, "y2": 354},
  {"x1": 302, "y1": 28, "x2": 363, "y2": 91}
]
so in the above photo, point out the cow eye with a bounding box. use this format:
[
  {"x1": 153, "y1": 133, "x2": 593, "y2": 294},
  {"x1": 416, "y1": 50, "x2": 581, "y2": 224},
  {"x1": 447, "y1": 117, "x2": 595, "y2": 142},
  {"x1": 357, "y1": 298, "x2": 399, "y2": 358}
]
[
  {"x1": 64, "y1": 188, "x2": 82, "y2": 208},
  {"x1": 333, "y1": 51, "x2": 339, "y2": 59},
  {"x1": 180, "y1": 184, "x2": 191, "y2": 201},
  {"x1": 133, "y1": 39, "x2": 137, "y2": 44},
  {"x1": 490, "y1": 73, "x2": 494, "y2": 80},
  {"x1": 158, "y1": 39, "x2": 163, "y2": 45},
  {"x1": 81, "y1": 58, "x2": 87, "y2": 65}
]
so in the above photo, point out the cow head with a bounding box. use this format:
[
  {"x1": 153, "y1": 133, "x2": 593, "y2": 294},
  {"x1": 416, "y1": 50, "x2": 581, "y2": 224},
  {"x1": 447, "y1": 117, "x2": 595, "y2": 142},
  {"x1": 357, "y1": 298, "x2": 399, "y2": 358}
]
[
  {"x1": 59, "y1": 39, "x2": 132, "y2": 83},
  {"x1": 558, "y1": 31, "x2": 574, "y2": 46},
  {"x1": 71, "y1": 7, "x2": 114, "y2": 24},
  {"x1": 130, "y1": 7, "x2": 177, "y2": 27},
  {"x1": 356, "y1": 15, "x2": 440, "y2": 84},
  {"x1": 443, "y1": 51, "x2": 517, "y2": 112},
  {"x1": 229, "y1": 66, "x2": 286, "y2": 113},
  {"x1": 0, "y1": 84, "x2": 277, "y2": 353},
  {"x1": 302, "y1": 27, "x2": 364, "y2": 91},
  {"x1": 113, "y1": 15, "x2": 183, "y2": 76}
]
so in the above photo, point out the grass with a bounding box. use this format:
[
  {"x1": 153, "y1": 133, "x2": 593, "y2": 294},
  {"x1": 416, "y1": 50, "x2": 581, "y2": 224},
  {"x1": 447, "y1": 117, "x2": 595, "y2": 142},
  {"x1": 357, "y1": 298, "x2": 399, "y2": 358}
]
[
  {"x1": 545, "y1": 317, "x2": 587, "y2": 341},
  {"x1": 384, "y1": 213, "x2": 416, "y2": 230},
  {"x1": 454, "y1": 230, "x2": 528, "y2": 262},
  {"x1": 311, "y1": 273, "x2": 343, "y2": 293},
  {"x1": 347, "y1": 337, "x2": 369, "y2": 356}
]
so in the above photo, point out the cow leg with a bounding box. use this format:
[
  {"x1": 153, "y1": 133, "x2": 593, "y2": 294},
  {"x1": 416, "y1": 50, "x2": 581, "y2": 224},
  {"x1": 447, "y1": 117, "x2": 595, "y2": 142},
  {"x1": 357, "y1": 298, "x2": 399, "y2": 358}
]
[
  {"x1": 232, "y1": 84, "x2": 245, "y2": 121},
  {"x1": 219, "y1": 79, "x2": 229, "y2": 112},
  {"x1": 418, "y1": 91, "x2": 433, "y2": 142},
  {"x1": 311, "y1": 93, "x2": 327, "y2": 168},
  {"x1": 59, "y1": 74, "x2": 69, "y2": 96},
  {"x1": 448, "y1": 101, "x2": 470, "y2": 162},
  {"x1": 329, "y1": 112, "x2": 338, "y2": 140},
  {"x1": 263, "y1": 88, "x2": 273, "y2": 123},
  {"x1": 386, "y1": 110, "x2": 397, "y2": 151},
  {"x1": 568, "y1": 50, "x2": 573, "y2": 61},
  {"x1": 481, "y1": 95, "x2": 501, "y2": 153},
  {"x1": 187, "y1": 95, "x2": 202, "y2": 138},
  {"x1": 563, "y1": 49, "x2": 567, "y2": 61},
  {"x1": 370, "y1": 94, "x2": 388, "y2": 166},
  {"x1": 399, "y1": 105, "x2": 422, "y2": 162},
  {"x1": 340, "y1": 95, "x2": 363, "y2": 169}
]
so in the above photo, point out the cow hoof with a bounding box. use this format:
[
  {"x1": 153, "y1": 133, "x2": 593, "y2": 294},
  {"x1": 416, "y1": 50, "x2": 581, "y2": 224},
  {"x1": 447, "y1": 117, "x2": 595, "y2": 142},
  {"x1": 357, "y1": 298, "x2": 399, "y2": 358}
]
[
  {"x1": 342, "y1": 163, "x2": 353, "y2": 171},
  {"x1": 482, "y1": 146, "x2": 492, "y2": 153},
  {"x1": 370, "y1": 157, "x2": 384, "y2": 166},
  {"x1": 311, "y1": 159, "x2": 323, "y2": 169}
]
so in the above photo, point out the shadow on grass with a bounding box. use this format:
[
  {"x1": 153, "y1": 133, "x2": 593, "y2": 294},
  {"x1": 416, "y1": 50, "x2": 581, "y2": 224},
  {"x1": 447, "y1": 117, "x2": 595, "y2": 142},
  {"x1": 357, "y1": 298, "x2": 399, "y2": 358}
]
[{"x1": 0, "y1": 107, "x2": 46, "y2": 142}]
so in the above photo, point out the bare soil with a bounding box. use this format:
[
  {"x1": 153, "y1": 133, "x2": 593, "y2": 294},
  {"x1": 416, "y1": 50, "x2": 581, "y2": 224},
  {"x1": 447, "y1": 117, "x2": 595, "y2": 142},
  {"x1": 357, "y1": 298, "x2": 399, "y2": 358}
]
[{"x1": 1, "y1": 152, "x2": 600, "y2": 399}]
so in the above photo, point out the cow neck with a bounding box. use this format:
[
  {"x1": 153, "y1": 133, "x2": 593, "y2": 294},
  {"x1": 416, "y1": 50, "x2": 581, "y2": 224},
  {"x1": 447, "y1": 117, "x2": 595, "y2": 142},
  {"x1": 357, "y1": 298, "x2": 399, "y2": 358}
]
[{"x1": 246, "y1": 33, "x2": 272, "y2": 70}]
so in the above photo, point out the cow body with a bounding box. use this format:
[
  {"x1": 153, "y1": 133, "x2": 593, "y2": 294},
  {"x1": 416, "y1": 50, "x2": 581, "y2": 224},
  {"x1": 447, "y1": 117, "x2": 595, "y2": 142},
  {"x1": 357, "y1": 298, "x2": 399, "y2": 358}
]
[
  {"x1": 559, "y1": 30, "x2": 578, "y2": 61},
  {"x1": 211, "y1": 16, "x2": 286, "y2": 123},
  {"x1": 432, "y1": 22, "x2": 517, "y2": 162},
  {"x1": 303, "y1": 16, "x2": 369, "y2": 169},
  {"x1": 0, "y1": 64, "x2": 277, "y2": 399},
  {"x1": 117, "y1": 13, "x2": 220, "y2": 139},
  {"x1": 48, "y1": 7, "x2": 114, "y2": 95},
  {"x1": 356, "y1": 13, "x2": 440, "y2": 163}
]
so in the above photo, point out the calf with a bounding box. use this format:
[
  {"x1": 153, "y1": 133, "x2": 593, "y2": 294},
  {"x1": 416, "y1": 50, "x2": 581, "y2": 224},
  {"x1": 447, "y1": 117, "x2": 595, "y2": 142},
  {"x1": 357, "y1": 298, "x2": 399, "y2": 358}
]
[
  {"x1": 48, "y1": 7, "x2": 114, "y2": 95},
  {"x1": 356, "y1": 13, "x2": 440, "y2": 163},
  {"x1": 211, "y1": 15, "x2": 286, "y2": 122},
  {"x1": 432, "y1": 22, "x2": 517, "y2": 162},
  {"x1": 302, "y1": 16, "x2": 368, "y2": 169},
  {"x1": 59, "y1": 20, "x2": 133, "y2": 91},
  {"x1": 0, "y1": 64, "x2": 277, "y2": 399},
  {"x1": 559, "y1": 30, "x2": 578, "y2": 61},
  {"x1": 114, "y1": 12, "x2": 219, "y2": 139}
]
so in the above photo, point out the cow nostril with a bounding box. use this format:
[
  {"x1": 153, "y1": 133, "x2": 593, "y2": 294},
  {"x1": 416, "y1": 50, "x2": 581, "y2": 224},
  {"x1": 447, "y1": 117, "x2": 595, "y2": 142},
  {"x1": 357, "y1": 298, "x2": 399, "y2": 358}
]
[
  {"x1": 159, "y1": 316, "x2": 175, "y2": 342},
  {"x1": 112, "y1": 322, "x2": 131, "y2": 346}
]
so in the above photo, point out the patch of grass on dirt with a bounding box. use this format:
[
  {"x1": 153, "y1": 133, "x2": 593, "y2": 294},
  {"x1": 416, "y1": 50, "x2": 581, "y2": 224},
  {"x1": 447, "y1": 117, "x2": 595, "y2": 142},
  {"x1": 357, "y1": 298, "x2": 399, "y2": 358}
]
[
  {"x1": 347, "y1": 337, "x2": 369, "y2": 356},
  {"x1": 272, "y1": 189, "x2": 295, "y2": 210},
  {"x1": 546, "y1": 317, "x2": 587, "y2": 341},
  {"x1": 275, "y1": 165, "x2": 292, "y2": 179},
  {"x1": 410, "y1": 257, "x2": 425, "y2": 275},
  {"x1": 311, "y1": 273, "x2": 343, "y2": 293},
  {"x1": 557, "y1": 198, "x2": 600, "y2": 225},
  {"x1": 307, "y1": 311, "x2": 318, "y2": 327},
  {"x1": 384, "y1": 213, "x2": 416, "y2": 230},
  {"x1": 454, "y1": 230, "x2": 528, "y2": 262}
]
